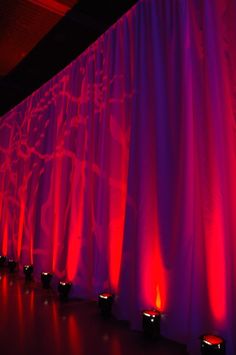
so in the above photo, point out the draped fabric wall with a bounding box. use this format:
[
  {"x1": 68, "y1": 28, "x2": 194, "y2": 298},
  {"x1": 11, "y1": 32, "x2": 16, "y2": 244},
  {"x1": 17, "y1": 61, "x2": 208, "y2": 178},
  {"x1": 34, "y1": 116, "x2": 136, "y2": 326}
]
[{"x1": 1, "y1": 0, "x2": 236, "y2": 353}]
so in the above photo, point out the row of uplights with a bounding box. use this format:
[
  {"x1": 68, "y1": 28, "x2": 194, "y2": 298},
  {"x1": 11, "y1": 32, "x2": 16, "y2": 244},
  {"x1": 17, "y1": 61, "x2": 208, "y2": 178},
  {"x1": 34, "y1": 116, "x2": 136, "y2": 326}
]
[{"x1": 0, "y1": 256, "x2": 225, "y2": 354}]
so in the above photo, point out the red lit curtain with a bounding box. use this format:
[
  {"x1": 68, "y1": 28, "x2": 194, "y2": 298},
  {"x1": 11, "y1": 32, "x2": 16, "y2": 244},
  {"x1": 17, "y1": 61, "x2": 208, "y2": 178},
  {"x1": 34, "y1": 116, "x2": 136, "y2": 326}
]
[{"x1": 1, "y1": 0, "x2": 236, "y2": 353}]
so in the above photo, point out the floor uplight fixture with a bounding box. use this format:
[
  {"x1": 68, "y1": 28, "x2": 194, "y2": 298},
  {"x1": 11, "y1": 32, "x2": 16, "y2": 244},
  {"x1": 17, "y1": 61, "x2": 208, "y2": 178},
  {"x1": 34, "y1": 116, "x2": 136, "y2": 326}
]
[
  {"x1": 201, "y1": 334, "x2": 225, "y2": 354},
  {"x1": 41, "y1": 272, "x2": 53, "y2": 288},
  {"x1": 98, "y1": 293, "x2": 114, "y2": 317},
  {"x1": 142, "y1": 309, "x2": 161, "y2": 338}
]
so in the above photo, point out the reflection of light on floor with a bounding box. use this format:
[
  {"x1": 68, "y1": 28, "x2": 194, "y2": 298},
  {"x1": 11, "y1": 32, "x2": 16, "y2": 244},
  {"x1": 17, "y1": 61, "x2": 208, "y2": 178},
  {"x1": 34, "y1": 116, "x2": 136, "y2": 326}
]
[
  {"x1": 102, "y1": 333, "x2": 109, "y2": 342},
  {"x1": 52, "y1": 302, "x2": 61, "y2": 352},
  {"x1": 0, "y1": 272, "x2": 187, "y2": 354},
  {"x1": 111, "y1": 335, "x2": 122, "y2": 355},
  {"x1": 2, "y1": 274, "x2": 7, "y2": 308},
  {"x1": 17, "y1": 283, "x2": 24, "y2": 349},
  {"x1": 68, "y1": 314, "x2": 81, "y2": 354},
  {"x1": 30, "y1": 290, "x2": 35, "y2": 314}
]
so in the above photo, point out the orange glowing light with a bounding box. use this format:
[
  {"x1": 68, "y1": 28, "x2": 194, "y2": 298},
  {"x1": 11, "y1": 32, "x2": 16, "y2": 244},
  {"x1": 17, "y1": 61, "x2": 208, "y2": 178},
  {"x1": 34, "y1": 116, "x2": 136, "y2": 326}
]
[
  {"x1": 139, "y1": 202, "x2": 167, "y2": 313},
  {"x1": 155, "y1": 284, "x2": 162, "y2": 310}
]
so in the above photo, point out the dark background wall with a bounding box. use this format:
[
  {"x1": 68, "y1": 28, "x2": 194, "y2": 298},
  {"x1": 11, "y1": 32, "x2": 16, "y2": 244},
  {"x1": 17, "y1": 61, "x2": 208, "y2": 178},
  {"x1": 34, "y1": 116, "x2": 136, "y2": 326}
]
[{"x1": 0, "y1": 0, "x2": 137, "y2": 116}]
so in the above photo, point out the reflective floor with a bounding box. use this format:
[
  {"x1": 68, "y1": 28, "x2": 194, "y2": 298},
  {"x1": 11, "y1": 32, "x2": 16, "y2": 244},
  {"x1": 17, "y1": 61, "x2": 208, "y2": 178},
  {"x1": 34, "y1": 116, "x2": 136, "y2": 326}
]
[{"x1": 0, "y1": 270, "x2": 187, "y2": 355}]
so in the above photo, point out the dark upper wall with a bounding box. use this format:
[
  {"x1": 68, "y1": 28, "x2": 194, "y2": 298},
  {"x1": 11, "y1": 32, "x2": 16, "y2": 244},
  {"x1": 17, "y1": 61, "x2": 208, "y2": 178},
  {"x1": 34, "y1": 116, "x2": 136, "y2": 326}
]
[{"x1": 0, "y1": 0, "x2": 138, "y2": 116}]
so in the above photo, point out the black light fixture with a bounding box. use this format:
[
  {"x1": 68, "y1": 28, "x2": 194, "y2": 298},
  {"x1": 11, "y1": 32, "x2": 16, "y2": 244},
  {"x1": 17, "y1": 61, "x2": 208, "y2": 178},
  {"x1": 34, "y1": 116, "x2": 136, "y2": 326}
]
[
  {"x1": 8, "y1": 259, "x2": 17, "y2": 273},
  {"x1": 0, "y1": 255, "x2": 6, "y2": 267},
  {"x1": 201, "y1": 334, "x2": 225, "y2": 354},
  {"x1": 58, "y1": 281, "x2": 72, "y2": 300},
  {"x1": 142, "y1": 309, "x2": 161, "y2": 338},
  {"x1": 23, "y1": 264, "x2": 33, "y2": 280},
  {"x1": 41, "y1": 272, "x2": 53, "y2": 288},
  {"x1": 98, "y1": 293, "x2": 114, "y2": 317}
]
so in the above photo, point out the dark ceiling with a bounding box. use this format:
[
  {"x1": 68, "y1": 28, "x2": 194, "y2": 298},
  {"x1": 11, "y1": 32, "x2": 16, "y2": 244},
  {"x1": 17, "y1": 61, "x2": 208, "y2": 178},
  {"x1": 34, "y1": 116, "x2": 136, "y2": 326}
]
[{"x1": 0, "y1": 0, "x2": 138, "y2": 116}]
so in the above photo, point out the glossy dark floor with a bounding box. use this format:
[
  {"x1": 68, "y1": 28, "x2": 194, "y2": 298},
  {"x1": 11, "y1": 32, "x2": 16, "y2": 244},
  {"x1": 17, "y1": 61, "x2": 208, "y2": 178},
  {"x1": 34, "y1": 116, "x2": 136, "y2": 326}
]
[{"x1": 0, "y1": 270, "x2": 187, "y2": 355}]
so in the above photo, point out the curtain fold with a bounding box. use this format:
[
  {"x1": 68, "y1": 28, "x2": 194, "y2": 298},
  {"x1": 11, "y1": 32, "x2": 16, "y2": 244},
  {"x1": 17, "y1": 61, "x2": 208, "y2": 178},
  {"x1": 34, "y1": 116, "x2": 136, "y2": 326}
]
[{"x1": 0, "y1": 0, "x2": 236, "y2": 353}]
